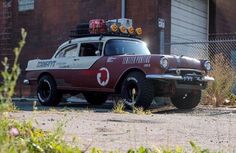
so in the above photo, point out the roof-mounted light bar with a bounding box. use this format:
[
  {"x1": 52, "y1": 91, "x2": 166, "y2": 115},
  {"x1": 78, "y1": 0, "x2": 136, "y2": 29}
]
[{"x1": 70, "y1": 18, "x2": 143, "y2": 38}]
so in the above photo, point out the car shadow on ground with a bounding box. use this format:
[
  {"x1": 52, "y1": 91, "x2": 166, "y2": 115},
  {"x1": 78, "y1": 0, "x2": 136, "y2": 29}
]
[
  {"x1": 13, "y1": 99, "x2": 236, "y2": 116},
  {"x1": 151, "y1": 105, "x2": 236, "y2": 116},
  {"x1": 13, "y1": 99, "x2": 194, "y2": 114},
  {"x1": 13, "y1": 100, "x2": 115, "y2": 112},
  {"x1": 150, "y1": 107, "x2": 194, "y2": 114}
]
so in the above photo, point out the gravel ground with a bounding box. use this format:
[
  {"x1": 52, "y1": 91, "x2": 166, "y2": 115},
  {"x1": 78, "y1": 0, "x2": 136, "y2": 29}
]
[{"x1": 9, "y1": 101, "x2": 236, "y2": 152}]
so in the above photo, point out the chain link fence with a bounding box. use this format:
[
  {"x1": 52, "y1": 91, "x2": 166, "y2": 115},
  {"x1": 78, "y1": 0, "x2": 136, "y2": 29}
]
[
  {"x1": 165, "y1": 37, "x2": 236, "y2": 68},
  {"x1": 165, "y1": 35, "x2": 236, "y2": 95}
]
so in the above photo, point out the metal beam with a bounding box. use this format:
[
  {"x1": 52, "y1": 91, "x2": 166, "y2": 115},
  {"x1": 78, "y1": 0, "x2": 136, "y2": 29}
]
[{"x1": 121, "y1": 0, "x2": 126, "y2": 18}]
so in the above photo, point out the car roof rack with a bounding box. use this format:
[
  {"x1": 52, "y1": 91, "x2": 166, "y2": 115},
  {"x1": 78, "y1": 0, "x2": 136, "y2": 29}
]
[{"x1": 70, "y1": 30, "x2": 141, "y2": 40}]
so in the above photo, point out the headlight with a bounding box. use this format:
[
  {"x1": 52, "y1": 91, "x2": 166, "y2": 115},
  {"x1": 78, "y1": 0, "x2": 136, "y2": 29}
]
[
  {"x1": 160, "y1": 57, "x2": 169, "y2": 69},
  {"x1": 204, "y1": 61, "x2": 212, "y2": 71}
]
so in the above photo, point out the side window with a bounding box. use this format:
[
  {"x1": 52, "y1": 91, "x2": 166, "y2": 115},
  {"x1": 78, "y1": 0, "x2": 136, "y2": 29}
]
[
  {"x1": 55, "y1": 44, "x2": 78, "y2": 58},
  {"x1": 104, "y1": 39, "x2": 150, "y2": 56},
  {"x1": 79, "y1": 42, "x2": 103, "y2": 57}
]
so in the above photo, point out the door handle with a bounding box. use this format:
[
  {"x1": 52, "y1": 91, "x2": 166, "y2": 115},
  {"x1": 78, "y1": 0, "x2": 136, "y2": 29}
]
[{"x1": 74, "y1": 59, "x2": 80, "y2": 61}]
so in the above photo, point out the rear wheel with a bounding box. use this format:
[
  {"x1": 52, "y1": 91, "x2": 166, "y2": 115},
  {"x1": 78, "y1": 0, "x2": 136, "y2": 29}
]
[
  {"x1": 121, "y1": 71, "x2": 154, "y2": 109},
  {"x1": 83, "y1": 92, "x2": 108, "y2": 105},
  {"x1": 171, "y1": 90, "x2": 201, "y2": 109},
  {"x1": 37, "y1": 75, "x2": 62, "y2": 106}
]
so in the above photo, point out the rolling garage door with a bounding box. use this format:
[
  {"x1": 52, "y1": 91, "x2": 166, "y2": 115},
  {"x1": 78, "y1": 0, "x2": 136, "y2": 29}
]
[{"x1": 171, "y1": 0, "x2": 209, "y2": 58}]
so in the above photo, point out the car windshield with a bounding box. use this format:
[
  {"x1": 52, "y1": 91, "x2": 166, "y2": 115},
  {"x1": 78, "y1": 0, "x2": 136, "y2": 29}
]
[{"x1": 104, "y1": 39, "x2": 151, "y2": 56}]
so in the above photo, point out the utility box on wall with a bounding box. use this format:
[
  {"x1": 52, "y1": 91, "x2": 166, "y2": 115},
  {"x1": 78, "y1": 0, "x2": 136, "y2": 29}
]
[{"x1": 18, "y1": 0, "x2": 34, "y2": 12}]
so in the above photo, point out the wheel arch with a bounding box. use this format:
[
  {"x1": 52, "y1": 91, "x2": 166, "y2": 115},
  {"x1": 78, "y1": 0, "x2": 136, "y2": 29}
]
[
  {"x1": 115, "y1": 68, "x2": 146, "y2": 93},
  {"x1": 37, "y1": 72, "x2": 55, "y2": 83}
]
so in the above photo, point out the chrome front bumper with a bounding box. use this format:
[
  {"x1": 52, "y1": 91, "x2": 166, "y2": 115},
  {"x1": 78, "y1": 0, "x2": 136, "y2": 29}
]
[{"x1": 146, "y1": 74, "x2": 214, "y2": 82}]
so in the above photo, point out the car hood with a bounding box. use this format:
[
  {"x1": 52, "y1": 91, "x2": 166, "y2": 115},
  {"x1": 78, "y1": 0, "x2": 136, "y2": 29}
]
[{"x1": 151, "y1": 54, "x2": 203, "y2": 70}]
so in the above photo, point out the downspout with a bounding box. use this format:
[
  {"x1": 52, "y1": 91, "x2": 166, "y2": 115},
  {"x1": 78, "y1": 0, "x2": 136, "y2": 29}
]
[{"x1": 121, "y1": 0, "x2": 126, "y2": 18}]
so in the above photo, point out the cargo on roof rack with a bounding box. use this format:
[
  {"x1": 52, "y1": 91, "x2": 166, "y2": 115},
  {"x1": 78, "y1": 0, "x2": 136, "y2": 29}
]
[
  {"x1": 70, "y1": 31, "x2": 142, "y2": 39},
  {"x1": 70, "y1": 18, "x2": 143, "y2": 39}
]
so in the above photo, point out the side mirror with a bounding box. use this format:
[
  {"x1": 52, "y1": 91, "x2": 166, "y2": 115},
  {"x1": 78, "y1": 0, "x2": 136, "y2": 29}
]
[{"x1": 95, "y1": 50, "x2": 101, "y2": 56}]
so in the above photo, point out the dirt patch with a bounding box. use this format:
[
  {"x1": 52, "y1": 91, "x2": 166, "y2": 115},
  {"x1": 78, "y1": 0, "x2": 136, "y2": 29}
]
[{"x1": 10, "y1": 101, "x2": 236, "y2": 152}]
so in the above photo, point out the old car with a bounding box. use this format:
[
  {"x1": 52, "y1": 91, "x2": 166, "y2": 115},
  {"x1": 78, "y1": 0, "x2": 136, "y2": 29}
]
[{"x1": 24, "y1": 19, "x2": 214, "y2": 109}]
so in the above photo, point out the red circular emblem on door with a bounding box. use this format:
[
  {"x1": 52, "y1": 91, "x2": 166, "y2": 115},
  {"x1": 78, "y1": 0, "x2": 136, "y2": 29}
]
[{"x1": 97, "y1": 67, "x2": 110, "y2": 86}]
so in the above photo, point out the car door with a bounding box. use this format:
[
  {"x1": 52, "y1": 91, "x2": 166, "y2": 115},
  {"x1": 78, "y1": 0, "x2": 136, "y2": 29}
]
[
  {"x1": 53, "y1": 43, "x2": 81, "y2": 88},
  {"x1": 56, "y1": 44, "x2": 79, "y2": 67},
  {"x1": 74, "y1": 41, "x2": 106, "y2": 89}
]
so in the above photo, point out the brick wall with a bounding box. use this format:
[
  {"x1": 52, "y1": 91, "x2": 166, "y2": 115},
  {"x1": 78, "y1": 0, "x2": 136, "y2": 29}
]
[
  {"x1": 0, "y1": 1, "x2": 14, "y2": 70},
  {"x1": 210, "y1": 0, "x2": 236, "y2": 34},
  {"x1": 158, "y1": 0, "x2": 171, "y2": 54},
  {"x1": 0, "y1": 2, "x2": 2, "y2": 72},
  {"x1": 2, "y1": 0, "x2": 172, "y2": 96},
  {"x1": 13, "y1": 0, "x2": 121, "y2": 72},
  {"x1": 8, "y1": 0, "x2": 236, "y2": 96},
  {"x1": 2, "y1": 0, "x2": 236, "y2": 97},
  {"x1": 11, "y1": 0, "x2": 123, "y2": 96},
  {"x1": 126, "y1": 0, "x2": 158, "y2": 53},
  {"x1": 126, "y1": 0, "x2": 171, "y2": 54}
]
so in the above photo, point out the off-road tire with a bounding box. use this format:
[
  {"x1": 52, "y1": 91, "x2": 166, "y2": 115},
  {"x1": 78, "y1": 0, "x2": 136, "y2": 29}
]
[
  {"x1": 121, "y1": 71, "x2": 154, "y2": 109},
  {"x1": 83, "y1": 92, "x2": 108, "y2": 105},
  {"x1": 171, "y1": 90, "x2": 201, "y2": 109},
  {"x1": 37, "y1": 75, "x2": 62, "y2": 106}
]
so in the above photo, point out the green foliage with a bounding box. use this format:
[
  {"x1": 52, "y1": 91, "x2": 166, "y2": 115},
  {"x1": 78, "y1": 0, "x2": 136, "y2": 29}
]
[
  {"x1": 90, "y1": 147, "x2": 103, "y2": 153},
  {"x1": 0, "y1": 115, "x2": 81, "y2": 153},
  {"x1": 126, "y1": 143, "x2": 220, "y2": 153},
  {"x1": 0, "y1": 115, "x2": 223, "y2": 153},
  {"x1": 189, "y1": 141, "x2": 210, "y2": 153},
  {"x1": 0, "y1": 29, "x2": 27, "y2": 112}
]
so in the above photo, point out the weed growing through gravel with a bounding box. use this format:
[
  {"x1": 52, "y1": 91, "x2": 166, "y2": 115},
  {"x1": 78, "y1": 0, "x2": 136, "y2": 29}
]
[
  {"x1": 113, "y1": 100, "x2": 126, "y2": 114},
  {"x1": 112, "y1": 99, "x2": 152, "y2": 115},
  {"x1": 132, "y1": 106, "x2": 152, "y2": 115}
]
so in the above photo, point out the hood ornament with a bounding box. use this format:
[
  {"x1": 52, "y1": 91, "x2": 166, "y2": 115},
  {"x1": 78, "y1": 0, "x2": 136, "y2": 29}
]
[{"x1": 174, "y1": 55, "x2": 181, "y2": 67}]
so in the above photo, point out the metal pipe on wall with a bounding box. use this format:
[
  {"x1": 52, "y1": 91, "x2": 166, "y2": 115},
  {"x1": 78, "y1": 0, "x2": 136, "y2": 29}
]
[{"x1": 121, "y1": 0, "x2": 126, "y2": 18}]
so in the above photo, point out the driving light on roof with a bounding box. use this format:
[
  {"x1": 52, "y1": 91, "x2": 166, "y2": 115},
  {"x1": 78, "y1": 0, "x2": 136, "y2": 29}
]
[
  {"x1": 70, "y1": 18, "x2": 143, "y2": 38},
  {"x1": 119, "y1": 25, "x2": 127, "y2": 34},
  {"x1": 128, "y1": 26, "x2": 135, "y2": 35},
  {"x1": 110, "y1": 24, "x2": 118, "y2": 33},
  {"x1": 136, "y1": 27, "x2": 142, "y2": 36}
]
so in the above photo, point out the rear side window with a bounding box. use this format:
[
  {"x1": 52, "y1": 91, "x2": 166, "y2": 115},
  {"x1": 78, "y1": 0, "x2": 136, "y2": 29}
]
[
  {"x1": 55, "y1": 44, "x2": 78, "y2": 58},
  {"x1": 79, "y1": 42, "x2": 103, "y2": 56}
]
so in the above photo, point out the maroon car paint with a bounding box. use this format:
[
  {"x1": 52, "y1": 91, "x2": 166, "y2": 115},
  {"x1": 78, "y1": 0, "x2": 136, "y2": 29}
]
[{"x1": 25, "y1": 54, "x2": 205, "y2": 93}]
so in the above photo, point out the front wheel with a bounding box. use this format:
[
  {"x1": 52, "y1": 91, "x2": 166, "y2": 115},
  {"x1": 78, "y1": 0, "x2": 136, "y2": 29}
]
[
  {"x1": 171, "y1": 90, "x2": 201, "y2": 109},
  {"x1": 37, "y1": 75, "x2": 62, "y2": 106},
  {"x1": 121, "y1": 71, "x2": 154, "y2": 109},
  {"x1": 83, "y1": 92, "x2": 108, "y2": 105}
]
